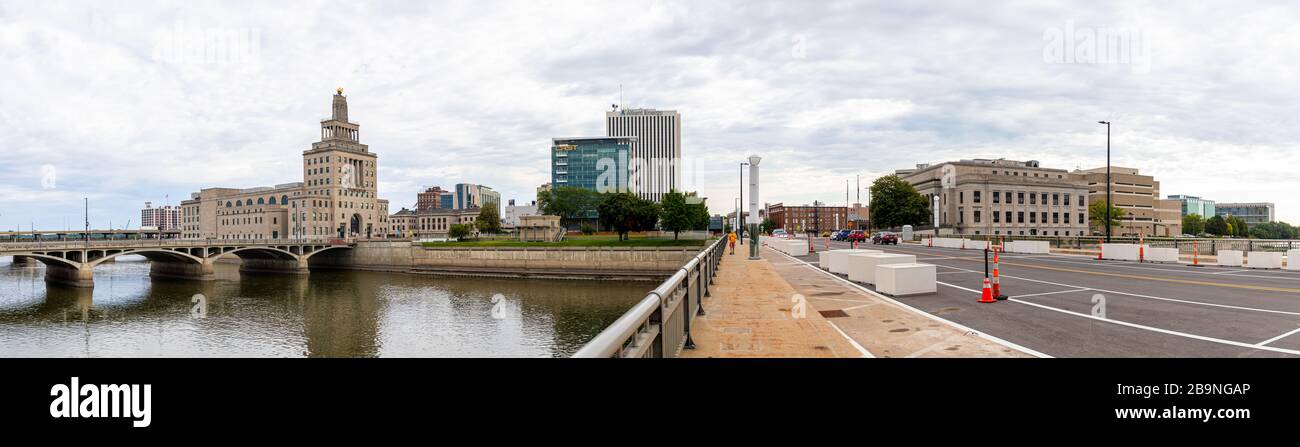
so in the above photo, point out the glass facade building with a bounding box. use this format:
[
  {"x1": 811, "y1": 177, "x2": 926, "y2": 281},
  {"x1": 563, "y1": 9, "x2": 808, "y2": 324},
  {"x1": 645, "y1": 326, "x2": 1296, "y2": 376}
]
[
  {"x1": 1216, "y1": 202, "x2": 1275, "y2": 225},
  {"x1": 551, "y1": 137, "x2": 636, "y2": 192},
  {"x1": 1167, "y1": 195, "x2": 1215, "y2": 218}
]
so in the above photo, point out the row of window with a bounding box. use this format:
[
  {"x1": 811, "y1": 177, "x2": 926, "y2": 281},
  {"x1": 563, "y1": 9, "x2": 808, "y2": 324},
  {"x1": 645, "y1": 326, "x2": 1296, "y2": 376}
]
[
  {"x1": 963, "y1": 191, "x2": 1084, "y2": 207},
  {"x1": 963, "y1": 210, "x2": 1086, "y2": 225},
  {"x1": 226, "y1": 195, "x2": 290, "y2": 208}
]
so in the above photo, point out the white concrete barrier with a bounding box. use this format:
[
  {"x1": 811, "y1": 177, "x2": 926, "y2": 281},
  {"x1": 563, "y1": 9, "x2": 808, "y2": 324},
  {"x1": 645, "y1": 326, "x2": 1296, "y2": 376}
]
[
  {"x1": 826, "y1": 249, "x2": 882, "y2": 274},
  {"x1": 1217, "y1": 250, "x2": 1243, "y2": 267},
  {"x1": 1146, "y1": 247, "x2": 1179, "y2": 263},
  {"x1": 1101, "y1": 243, "x2": 1148, "y2": 261},
  {"x1": 1004, "y1": 240, "x2": 1050, "y2": 254},
  {"x1": 1288, "y1": 250, "x2": 1300, "y2": 271},
  {"x1": 963, "y1": 239, "x2": 989, "y2": 250},
  {"x1": 875, "y1": 263, "x2": 937, "y2": 296},
  {"x1": 847, "y1": 253, "x2": 916, "y2": 284},
  {"x1": 1247, "y1": 251, "x2": 1282, "y2": 269},
  {"x1": 785, "y1": 240, "x2": 809, "y2": 256},
  {"x1": 817, "y1": 250, "x2": 833, "y2": 269}
]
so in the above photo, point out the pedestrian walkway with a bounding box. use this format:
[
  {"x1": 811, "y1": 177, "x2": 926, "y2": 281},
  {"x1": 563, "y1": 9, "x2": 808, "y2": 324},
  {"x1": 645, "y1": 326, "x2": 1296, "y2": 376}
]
[
  {"x1": 683, "y1": 243, "x2": 1032, "y2": 358},
  {"x1": 681, "y1": 247, "x2": 865, "y2": 358}
]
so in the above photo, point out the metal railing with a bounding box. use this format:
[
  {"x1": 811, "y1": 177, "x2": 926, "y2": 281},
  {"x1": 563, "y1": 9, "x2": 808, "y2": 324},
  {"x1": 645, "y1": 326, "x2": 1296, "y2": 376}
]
[{"x1": 572, "y1": 237, "x2": 726, "y2": 358}]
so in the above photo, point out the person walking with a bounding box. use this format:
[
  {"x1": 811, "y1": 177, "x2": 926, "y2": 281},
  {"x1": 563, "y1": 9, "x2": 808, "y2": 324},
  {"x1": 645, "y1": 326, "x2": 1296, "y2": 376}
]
[{"x1": 728, "y1": 231, "x2": 737, "y2": 255}]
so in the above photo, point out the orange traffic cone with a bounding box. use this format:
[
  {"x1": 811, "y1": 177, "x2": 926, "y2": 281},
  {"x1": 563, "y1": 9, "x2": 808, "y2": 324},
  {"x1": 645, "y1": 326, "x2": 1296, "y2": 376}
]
[
  {"x1": 928, "y1": 235, "x2": 933, "y2": 248},
  {"x1": 1192, "y1": 241, "x2": 1201, "y2": 267},
  {"x1": 1097, "y1": 243, "x2": 1103, "y2": 261},
  {"x1": 992, "y1": 250, "x2": 1006, "y2": 300},
  {"x1": 978, "y1": 278, "x2": 996, "y2": 303}
]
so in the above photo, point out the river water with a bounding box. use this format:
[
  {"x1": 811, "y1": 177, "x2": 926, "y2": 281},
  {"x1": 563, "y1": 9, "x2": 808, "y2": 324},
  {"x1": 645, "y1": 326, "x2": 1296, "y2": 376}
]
[{"x1": 0, "y1": 256, "x2": 648, "y2": 357}]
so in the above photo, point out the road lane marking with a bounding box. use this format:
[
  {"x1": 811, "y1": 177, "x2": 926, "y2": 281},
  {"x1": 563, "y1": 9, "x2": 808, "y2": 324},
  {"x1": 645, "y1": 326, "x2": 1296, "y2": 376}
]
[
  {"x1": 920, "y1": 262, "x2": 1300, "y2": 317},
  {"x1": 1011, "y1": 288, "x2": 1091, "y2": 299},
  {"x1": 770, "y1": 249, "x2": 1052, "y2": 358},
  {"x1": 1257, "y1": 326, "x2": 1300, "y2": 347},
  {"x1": 825, "y1": 320, "x2": 875, "y2": 358}
]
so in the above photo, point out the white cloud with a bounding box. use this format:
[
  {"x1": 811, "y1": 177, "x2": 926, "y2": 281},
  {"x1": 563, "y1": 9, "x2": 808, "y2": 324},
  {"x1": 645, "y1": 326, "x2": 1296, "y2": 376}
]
[{"x1": 3, "y1": 0, "x2": 1300, "y2": 229}]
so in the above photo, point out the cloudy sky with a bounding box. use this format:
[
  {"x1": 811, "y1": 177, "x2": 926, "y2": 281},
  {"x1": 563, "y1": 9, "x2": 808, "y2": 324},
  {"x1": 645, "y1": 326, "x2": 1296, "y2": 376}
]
[{"x1": 3, "y1": 0, "x2": 1300, "y2": 231}]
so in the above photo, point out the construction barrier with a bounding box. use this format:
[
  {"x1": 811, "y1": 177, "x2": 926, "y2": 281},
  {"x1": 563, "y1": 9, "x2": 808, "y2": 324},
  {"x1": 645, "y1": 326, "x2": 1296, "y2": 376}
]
[
  {"x1": 875, "y1": 263, "x2": 937, "y2": 296},
  {"x1": 826, "y1": 249, "x2": 883, "y2": 274},
  {"x1": 1247, "y1": 251, "x2": 1283, "y2": 269},
  {"x1": 1003, "y1": 240, "x2": 1050, "y2": 254},
  {"x1": 1099, "y1": 243, "x2": 1149, "y2": 261},
  {"x1": 1146, "y1": 247, "x2": 1179, "y2": 263},
  {"x1": 1217, "y1": 250, "x2": 1244, "y2": 267},
  {"x1": 1288, "y1": 249, "x2": 1300, "y2": 271},
  {"x1": 847, "y1": 253, "x2": 916, "y2": 284}
]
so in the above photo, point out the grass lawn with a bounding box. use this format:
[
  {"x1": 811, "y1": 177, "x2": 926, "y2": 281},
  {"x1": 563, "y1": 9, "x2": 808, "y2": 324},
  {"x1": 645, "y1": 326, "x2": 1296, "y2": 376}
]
[{"x1": 421, "y1": 234, "x2": 710, "y2": 248}]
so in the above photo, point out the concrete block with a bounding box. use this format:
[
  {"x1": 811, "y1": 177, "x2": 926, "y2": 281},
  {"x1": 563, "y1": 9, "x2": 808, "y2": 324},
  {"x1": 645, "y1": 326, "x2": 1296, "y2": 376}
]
[
  {"x1": 847, "y1": 253, "x2": 916, "y2": 284},
  {"x1": 785, "y1": 240, "x2": 809, "y2": 256},
  {"x1": 1146, "y1": 247, "x2": 1179, "y2": 263},
  {"x1": 962, "y1": 239, "x2": 989, "y2": 250},
  {"x1": 1217, "y1": 250, "x2": 1243, "y2": 267},
  {"x1": 1101, "y1": 243, "x2": 1147, "y2": 261},
  {"x1": 826, "y1": 249, "x2": 882, "y2": 274},
  {"x1": 875, "y1": 263, "x2": 937, "y2": 296},
  {"x1": 1288, "y1": 250, "x2": 1300, "y2": 271},
  {"x1": 1005, "y1": 240, "x2": 1050, "y2": 254},
  {"x1": 1247, "y1": 251, "x2": 1282, "y2": 269}
]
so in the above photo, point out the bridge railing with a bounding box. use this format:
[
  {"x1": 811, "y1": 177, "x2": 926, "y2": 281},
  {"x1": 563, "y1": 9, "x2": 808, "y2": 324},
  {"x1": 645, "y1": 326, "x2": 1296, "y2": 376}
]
[
  {"x1": 572, "y1": 237, "x2": 726, "y2": 358},
  {"x1": 0, "y1": 238, "x2": 348, "y2": 251}
]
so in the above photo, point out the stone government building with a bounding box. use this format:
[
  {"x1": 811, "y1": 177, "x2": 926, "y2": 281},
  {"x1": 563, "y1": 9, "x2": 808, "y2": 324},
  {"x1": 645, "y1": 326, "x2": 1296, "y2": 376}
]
[{"x1": 180, "y1": 90, "x2": 390, "y2": 240}]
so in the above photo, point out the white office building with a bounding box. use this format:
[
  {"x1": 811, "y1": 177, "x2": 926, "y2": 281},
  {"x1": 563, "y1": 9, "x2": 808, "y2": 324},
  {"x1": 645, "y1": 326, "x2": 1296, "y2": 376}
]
[{"x1": 605, "y1": 108, "x2": 682, "y2": 202}]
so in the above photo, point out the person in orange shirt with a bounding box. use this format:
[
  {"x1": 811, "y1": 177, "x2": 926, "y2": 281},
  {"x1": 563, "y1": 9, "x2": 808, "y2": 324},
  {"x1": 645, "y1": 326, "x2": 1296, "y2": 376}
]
[{"x1": 727, "y1": 231, "x2": 737, "y2": 255}]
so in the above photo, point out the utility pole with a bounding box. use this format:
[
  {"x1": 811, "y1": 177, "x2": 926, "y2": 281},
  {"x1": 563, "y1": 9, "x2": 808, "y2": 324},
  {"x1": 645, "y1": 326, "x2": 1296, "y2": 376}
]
[
  {"x1": 84, "y1": 197, "x2": 89, "y2": 245},
  {"x1": 739, "y1": 161, "x2": 750, "y2": 245}
]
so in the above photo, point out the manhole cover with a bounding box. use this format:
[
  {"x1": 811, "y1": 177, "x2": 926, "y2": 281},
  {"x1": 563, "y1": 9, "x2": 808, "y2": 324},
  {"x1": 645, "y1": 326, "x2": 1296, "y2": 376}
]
[{"x1": 819, "y1": 309, "x2": 850, "y2": 318}]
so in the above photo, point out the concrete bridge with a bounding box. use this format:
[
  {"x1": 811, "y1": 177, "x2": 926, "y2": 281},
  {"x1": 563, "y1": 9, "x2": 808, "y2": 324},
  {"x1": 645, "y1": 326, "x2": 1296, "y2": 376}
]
[{"x1": 1, "y1": 239, "x2": 353, "y2": 288}]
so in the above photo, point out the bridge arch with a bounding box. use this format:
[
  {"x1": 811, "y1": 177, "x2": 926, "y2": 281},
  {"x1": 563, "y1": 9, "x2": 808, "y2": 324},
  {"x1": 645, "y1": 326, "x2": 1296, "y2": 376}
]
[
  {"x1": 87, "y1": 248, "x2": 205, "y2": 268},
  {"x1": 301, "y1": 245, "x2": 353, "y2": 261},
  {"x1": 210, "y1": 246, "x2": 302, "y2": 263},
  {"x1": 7, "y1": 253, "x2": 82, "y2": 269}
]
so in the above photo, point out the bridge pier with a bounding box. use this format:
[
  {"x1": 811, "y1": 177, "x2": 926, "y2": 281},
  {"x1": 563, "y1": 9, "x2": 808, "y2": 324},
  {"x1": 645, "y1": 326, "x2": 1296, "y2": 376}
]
[
  {"x1": 44, "y1": 263, "x2": 95, "y2": 288},
  {"x1": 239, "y1": 257, "x2": 310, "y2": 275},
  {"x1": 12, "y1": 255, "x2": 37, "y2": 266},
  {"x1": 149, "y1": 258, "x2": 216, "y2": 282}
]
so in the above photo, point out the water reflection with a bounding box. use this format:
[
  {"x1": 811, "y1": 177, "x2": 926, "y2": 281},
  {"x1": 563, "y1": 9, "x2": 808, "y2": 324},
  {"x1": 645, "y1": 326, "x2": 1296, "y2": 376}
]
[{"x1": 0, "y1": 256, "x2": 648, "y2": 357}]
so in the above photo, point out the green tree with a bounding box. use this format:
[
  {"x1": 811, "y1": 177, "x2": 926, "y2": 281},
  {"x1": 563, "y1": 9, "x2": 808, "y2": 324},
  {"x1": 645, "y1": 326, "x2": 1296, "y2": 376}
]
[
  {"x1": 475, "y1": 205, "x2": 501, "y2": 234},
  {"x1": 1229, "y1": 215, "x2": 1249, "y2": 238},
  {"x1": 659, "y1": 190, "x2": 692, "y2": 240},
  {"x1": 1088, "y1": 201, "x2": 1126, "y2": 233},
  {"x1": 597, "y1": 193, "x2": 661, "y2": 241},
  {"x1": 448, "y1": 223, "x2": 472, "y2": 240},
  {"x1": 539, "y1": 186, "x2": 601, "y2": 227},
  {"x1": 760, "y1": 218, "x2": 776, "y2": 235},
  {"x1": 1182, "y1": 213, "x2": 1205, "y2": 236},
  {"x1": 1205, "y1": 215, "x2": 1229, "y2": 236},
  {"x1": 1248, "y1": 221, "x2": 1295, "y2": 239},
  {"x1": 868, "y1": 175, "x2": 930, "y2": 230}
]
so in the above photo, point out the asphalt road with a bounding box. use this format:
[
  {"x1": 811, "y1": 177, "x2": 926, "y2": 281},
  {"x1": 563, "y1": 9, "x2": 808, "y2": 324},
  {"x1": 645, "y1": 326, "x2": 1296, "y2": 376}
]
[{"x1": 783, "y1": 239, "x2": 1300, "y2": 357}]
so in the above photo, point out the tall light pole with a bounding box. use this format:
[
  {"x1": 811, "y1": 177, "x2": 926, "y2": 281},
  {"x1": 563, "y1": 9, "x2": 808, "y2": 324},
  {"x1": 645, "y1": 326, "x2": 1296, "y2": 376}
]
[
  {"x1": 739, "y1": 161, "x2": 749, "y2": 244},
  {"x1": 1099, "y1": 121, "x2": 1111, "y2": 242}
]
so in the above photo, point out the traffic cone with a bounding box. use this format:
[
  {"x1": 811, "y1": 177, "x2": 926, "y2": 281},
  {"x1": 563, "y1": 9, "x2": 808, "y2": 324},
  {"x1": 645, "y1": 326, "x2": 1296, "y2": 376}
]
[
  {"x1": 978, "y1": 278, "x2": 996, "y2": 303},
  {"x1": 928, "y1": 235, "x2": 933, "y2": 248},
  {"x1": 992, "y1": 250, "x2": 1006, "y2": 300},
  {"x1": 1097, "y1": 243, "x2": 1103, "y2": 261},
  {"x1": 1138, "y1": 235, "x2": 1145, "y2": 263},
  {"x1": 1192, "y1": 241, "x2": 1202, "y2": 267}
]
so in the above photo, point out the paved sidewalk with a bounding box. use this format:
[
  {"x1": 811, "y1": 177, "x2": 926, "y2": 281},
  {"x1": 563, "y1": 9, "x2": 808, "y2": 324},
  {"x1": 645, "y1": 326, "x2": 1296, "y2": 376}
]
[
  {"x1": 765, "y1": 249, "x2": 1031, "y2": 358},
  {"x1": 681, "y1": 247, "x2": 866, "y2": 358}
]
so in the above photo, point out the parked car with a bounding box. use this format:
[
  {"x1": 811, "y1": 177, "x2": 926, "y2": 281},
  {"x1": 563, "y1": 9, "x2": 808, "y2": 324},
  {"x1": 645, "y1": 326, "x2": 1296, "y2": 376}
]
[
  {"x1": 872, "y1": 231, "x2": 899, "y2": 245},
  {"x1": 831, "y1": 229, "x2": 851, "y2": 241},
  {"x1": 772, "y1": 229, "x2": 790, "y2": 239},
  {"x1": 847, "y1": 230, "x2": 867, "y2": 242}
]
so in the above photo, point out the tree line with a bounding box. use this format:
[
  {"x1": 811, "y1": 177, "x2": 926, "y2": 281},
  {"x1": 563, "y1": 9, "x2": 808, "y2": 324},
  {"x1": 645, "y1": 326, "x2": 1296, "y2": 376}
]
[{"x1": 536, "y1": 187, "x2": 711, "y2": 241}]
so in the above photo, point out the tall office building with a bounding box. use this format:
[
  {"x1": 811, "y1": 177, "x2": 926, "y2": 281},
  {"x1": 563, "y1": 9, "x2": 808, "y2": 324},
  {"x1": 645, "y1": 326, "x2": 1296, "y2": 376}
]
[
  {"x1": 605, "y1": 108, "x2": 681, "y2": 202},
  {"x1": 141, "y1": 202, "x2": 180, "y2": 230}
]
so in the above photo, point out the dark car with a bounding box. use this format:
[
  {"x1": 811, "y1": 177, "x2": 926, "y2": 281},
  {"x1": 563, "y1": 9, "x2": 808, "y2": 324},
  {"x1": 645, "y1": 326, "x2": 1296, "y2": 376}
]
[
  {"x1": 831, "y1": 229, "x2": 851, "y2": 241},
  {"x1": 872, "y1": 232, "x2": 899, "y2": 245}
]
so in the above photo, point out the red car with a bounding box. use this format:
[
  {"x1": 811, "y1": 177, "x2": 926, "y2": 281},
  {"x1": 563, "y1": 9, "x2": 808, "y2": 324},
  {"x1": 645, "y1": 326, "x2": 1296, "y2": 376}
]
[
  {"x1": 847, "y1": 230, "x2": 867, "y2": 242},
  {"x1": 872, "y1": 232, "x2": 899, "y2": 245}
]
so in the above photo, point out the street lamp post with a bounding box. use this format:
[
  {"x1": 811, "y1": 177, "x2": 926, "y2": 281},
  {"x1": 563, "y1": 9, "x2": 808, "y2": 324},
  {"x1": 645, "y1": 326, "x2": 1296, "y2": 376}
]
[
  {"x1": 1099, "y1": 121, "x2": 1112, "y2": 243},
  {"x1": 739, "y1": 161, "x2": 750, "y2": 245}
]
